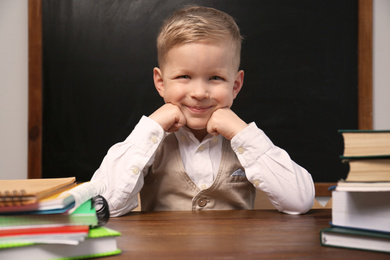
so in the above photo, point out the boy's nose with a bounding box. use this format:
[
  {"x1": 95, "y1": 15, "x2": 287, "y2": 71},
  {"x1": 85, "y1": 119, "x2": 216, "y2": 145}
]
[{"x1": 190, "y1": 80, "x2": 209, "y2": 100}]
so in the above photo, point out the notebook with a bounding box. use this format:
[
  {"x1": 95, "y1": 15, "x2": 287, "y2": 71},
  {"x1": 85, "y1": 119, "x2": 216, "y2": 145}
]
[
  {"x1": 0, "y1": 225, "x2": 89, "y2": 245},
  {"x1": 0, "y1": 177, "x2": 76, "y2": 208},
  {"x1": 0, "y1": 199, "x2": 98, "y2": 230}
]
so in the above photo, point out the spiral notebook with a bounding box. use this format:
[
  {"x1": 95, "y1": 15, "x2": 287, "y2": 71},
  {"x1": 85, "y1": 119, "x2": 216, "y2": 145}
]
[{"x1": 0, "y1": 177, "x2": 76, "y2": 210}]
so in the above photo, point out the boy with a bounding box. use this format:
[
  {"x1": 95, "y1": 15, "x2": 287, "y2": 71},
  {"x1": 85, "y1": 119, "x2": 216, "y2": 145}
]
[{"x1": 88, "y1": 6, "x2": 315, "y2": 216}]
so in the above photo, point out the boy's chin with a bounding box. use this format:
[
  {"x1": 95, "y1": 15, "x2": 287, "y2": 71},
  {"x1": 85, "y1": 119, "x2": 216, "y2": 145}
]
[
  {"x1": 186, "y1": 122, "x2": 207, "y2": 131},
  {"x1": 186, "y1": 124, "x2": 207, "y2": 131},
  {"x1": 185, "y1": 119, "x2": 208, "y2": 131}
]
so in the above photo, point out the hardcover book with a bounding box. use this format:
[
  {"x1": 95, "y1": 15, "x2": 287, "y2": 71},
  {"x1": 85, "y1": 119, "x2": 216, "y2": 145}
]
[
  {"x1": 0, "y1": 226, "x2": 121, "y2": 259},
  {"x1": 339, "y1": 130, "x2": 390, "y2": 157},
  {"x1": 341, "y1": 157, "x2": 390, "y2": 182},
  {"x1": 332, "y1": 190, "x2": 390, "y2": 233},
  {"x1": 320, "y1": 226, "x2": 390, "y2": 253}
]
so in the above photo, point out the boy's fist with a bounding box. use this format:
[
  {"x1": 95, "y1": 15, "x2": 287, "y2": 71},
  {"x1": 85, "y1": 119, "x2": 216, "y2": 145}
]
[
  {"x1": 207, "y1": 108, "x2": 248, "y2": 140},
  {"x1": 149, "y1": 103, "x2": 186, "y2": 132}
]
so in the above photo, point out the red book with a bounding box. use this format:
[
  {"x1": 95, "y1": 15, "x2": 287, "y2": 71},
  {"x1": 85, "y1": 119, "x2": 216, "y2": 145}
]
[{"x1": 0, "y1": 225, "x2": 89, "y2": 237}]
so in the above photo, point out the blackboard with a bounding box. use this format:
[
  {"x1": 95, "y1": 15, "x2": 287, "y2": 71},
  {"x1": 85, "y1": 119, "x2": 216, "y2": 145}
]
[{"x1": 40, "y1": 0, "x2": 358, "y2": 183}]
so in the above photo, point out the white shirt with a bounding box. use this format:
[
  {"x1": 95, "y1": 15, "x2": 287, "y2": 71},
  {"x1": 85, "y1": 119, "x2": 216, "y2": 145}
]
[
  {"x1": 91, "y1": 116, "x2": 315, "y2": 216},
  {"x1": 175, "y1": 126, "x2": 222, "y2": 190}
]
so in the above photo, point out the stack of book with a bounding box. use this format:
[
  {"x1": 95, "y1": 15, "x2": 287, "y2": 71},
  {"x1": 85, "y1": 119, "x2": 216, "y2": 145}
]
[
  {"x1": 338, "y1": 130, "x2": 390, "y2": 183},
  {"x1": 0, "y1": 177, "x2": 121, "y2": 259},
  {"x1": 320, "y1": 130, "x2": 390, "y2": 253}
]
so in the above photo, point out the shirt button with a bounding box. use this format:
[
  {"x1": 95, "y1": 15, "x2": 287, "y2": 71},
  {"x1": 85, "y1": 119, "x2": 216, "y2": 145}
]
[
  {"x1": 198, "y1": 145, "x2": 205, "y2": 152},
  {"x1": 253, "y1": 179, "x2": 260, "y2": 187},
  {"x1": 151, "y1": 136, "x2": 158, "y2": 144},
  {"x1": 198, "y1": 197, "x2": 208, "y2": 207},
  {"x1": 237, "y1": 147, "x2": 245, "y2": 154},
  {"x1": 132, "y1": 166, "x2": 140, "y2": 175},
  {"x1": 201, "y1": 184, "x2": 207, "y2": 190}
]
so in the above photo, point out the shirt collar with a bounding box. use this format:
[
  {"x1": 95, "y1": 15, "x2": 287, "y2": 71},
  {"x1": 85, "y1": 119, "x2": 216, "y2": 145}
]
[{"x1": 175, "y1": 126, "x2": 216, "y2": 146}]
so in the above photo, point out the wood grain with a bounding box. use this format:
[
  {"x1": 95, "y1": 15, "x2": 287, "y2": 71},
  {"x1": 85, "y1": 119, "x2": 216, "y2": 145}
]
[
  {"x1": 104, "y1": 210, "x2": 389, "y2": 259},
  {"x1": 28, "y1": 0, "x2": 42, "y2": 179},
  {"x1": 315, "y1": 182, "x2": 335, "y2": 197},
  {"x1": 358, "y1": 0, "x2": 373, "y2": 130}
]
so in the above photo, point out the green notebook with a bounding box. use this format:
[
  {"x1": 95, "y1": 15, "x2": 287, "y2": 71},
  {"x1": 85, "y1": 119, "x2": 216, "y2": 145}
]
[
  {"x1": 0, "y1": 200, "x2": 98, "y2": 229},
  {"x1": 0, "y1": 226, "x2": 121, "y2": 259}
]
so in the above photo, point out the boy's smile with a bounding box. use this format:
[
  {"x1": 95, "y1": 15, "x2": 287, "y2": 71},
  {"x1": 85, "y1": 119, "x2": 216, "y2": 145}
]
[{"x1": 153, "y1": 41, "x2": 244, "y2": 138}]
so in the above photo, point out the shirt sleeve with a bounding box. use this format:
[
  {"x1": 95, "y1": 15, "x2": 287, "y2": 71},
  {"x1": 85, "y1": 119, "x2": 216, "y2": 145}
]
[
  {"x1": 90, "y1": 116, "x2": 165, "y2": 217},
  {"x1": 230, "y1": 122, "x2": 315, "y2": 214}
]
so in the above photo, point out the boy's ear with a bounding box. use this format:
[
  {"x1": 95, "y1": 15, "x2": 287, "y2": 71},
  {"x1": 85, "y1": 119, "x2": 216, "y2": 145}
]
[
  {"x1": 153, "y1": 67, "x2": 165, "y2": 98},
  {"x1": 232, "y1": 70, "x2": 244, "y2": 99}
]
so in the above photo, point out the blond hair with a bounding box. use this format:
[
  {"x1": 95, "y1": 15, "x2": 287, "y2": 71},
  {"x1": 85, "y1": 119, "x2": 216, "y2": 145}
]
[{"x1": 157, "y1": 6, "x2": 243, "y2": 70}]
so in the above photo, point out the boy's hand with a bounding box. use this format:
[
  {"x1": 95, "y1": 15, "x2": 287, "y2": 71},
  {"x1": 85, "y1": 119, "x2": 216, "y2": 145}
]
[
  {"x1": 149, "y1": 103, "x2": 186, "y2": 132},
  {"x1": 207, "y1": 108, "x2": 248, "y2": 140}
]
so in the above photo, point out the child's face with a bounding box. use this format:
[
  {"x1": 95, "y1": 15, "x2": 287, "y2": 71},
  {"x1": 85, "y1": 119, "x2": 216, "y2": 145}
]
[{"x1": 154, "y1": 41, "x2": 244, "y2": 133}]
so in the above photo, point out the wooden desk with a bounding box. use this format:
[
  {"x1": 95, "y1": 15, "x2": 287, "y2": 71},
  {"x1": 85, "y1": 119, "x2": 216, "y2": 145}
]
[{"x1": 105, "y1": 209, "x2": 389, "y2": 259}]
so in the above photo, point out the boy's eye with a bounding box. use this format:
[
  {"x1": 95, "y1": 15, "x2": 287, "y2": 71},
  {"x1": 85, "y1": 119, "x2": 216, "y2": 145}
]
[
  {"x1": 210, "y1": 76, "x2": 224, "y2": 81},
  {"x1": 177, "y1": 75, "x2": 190, "y2": 79}
]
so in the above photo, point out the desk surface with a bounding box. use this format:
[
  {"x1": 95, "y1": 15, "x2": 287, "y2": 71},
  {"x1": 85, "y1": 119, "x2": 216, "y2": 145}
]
[{"x1": 105, "y1": 209, "x2": 389, "y2": 259}]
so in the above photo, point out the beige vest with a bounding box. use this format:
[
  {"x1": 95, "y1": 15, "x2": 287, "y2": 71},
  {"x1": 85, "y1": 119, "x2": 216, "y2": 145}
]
[{"x1": 140, "y1": 134, "x2": 256, "y2": 211}]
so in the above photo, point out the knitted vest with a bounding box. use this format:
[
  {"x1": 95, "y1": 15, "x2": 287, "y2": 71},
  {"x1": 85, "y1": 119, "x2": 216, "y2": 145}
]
[{"x1": 140, "y1": 134, "x2": 256, "y2": 211}]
